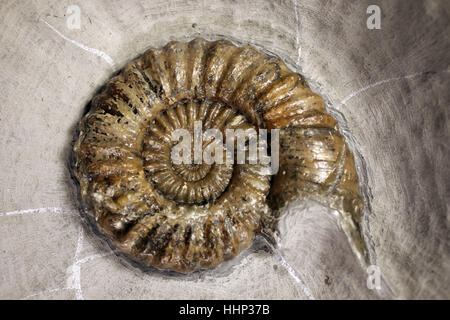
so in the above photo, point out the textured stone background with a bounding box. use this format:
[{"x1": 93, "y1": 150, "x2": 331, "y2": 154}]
[{"x1": 0, "y1": 0, "x2": 448, "y2": 299}]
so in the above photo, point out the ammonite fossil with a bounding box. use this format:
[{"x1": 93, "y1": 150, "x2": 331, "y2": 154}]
[{"x1": 72, "y1": 38, "x2": 367, "y2": 273}]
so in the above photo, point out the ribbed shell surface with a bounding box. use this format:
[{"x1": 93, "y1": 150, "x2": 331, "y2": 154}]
[{"x1": 72, "y1": 38, "x2": 366, "y2": 272}]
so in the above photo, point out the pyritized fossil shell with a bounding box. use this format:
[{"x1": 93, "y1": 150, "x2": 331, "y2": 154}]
[{"x1": 72, "y1": 38, "x2": 367, "y2": 273}]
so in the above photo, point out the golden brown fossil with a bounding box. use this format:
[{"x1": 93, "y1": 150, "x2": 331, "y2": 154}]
[{"x1": 72, "y1": 38, "x2": 367, "y2": 273}]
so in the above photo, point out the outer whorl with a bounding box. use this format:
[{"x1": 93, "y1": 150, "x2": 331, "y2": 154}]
[{"x1": 72, "y1": 38, "x2": 367, "y2": 273}]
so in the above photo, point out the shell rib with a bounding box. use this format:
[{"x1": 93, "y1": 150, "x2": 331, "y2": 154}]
[{"x1": 72, "y1": 38, "x2": 367, "y2": 272}]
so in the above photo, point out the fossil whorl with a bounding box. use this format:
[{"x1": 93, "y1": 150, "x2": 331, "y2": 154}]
[{"x1": 72, "y1": 38, "x2": 367, "y2": 273}]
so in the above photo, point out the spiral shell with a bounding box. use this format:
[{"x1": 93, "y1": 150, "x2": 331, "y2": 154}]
[{"x1": 72, "y1": 38, "x2": 367, "y2": 272}]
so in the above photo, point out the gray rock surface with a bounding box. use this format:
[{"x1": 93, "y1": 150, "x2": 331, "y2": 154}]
[{"x1": 0, "y1": 0, "x2": 448, "y2": 299}]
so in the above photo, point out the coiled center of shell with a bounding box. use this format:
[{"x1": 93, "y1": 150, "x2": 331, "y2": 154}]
[{"x1": 142, "y1": 98, "x2": 254, "y2": 205}]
